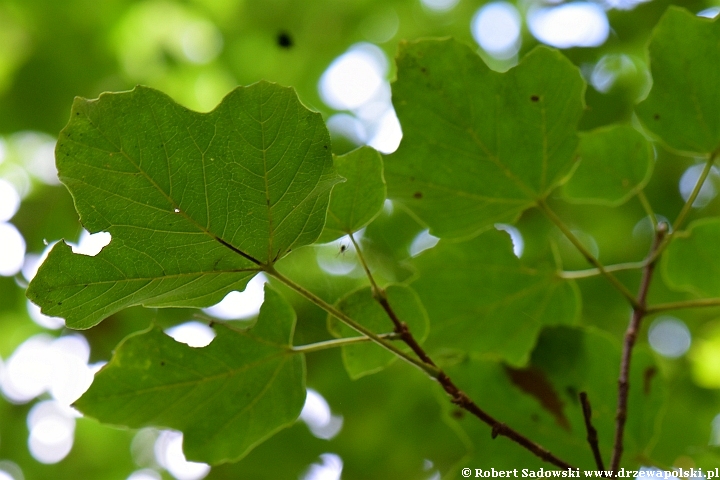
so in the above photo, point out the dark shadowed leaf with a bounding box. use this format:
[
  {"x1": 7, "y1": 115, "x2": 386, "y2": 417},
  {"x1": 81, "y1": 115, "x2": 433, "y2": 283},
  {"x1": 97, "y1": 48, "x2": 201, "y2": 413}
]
[
  {"x1": 385, "y1": 39, "x2": 585, "y2": 239},
  {"x1": 27, "y1": 83, "x2": 340, "y2": 329},
  {"x1": 74, "y1": 285, "x2": 306, "y2": 464}
]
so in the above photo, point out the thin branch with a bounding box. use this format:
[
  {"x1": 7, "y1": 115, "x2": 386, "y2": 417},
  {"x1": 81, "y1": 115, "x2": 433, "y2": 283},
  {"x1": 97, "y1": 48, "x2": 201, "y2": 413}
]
[
  {"x1": 266, "y1": 266, "x2": 441, "y2": 378},
  {"x1": 558, "y1": 261, "x2": 646, "y2": 279},
  {"x1": 349, "y1": 232, "x2": 437, "y2": 366},
  {"x1": 579, "y1": 392, "x2": 605, "y2": 471},
  {"x1": 610, "y1": 223, "x2": 667, "y2": 474},
  {"x1": 537, "y1": 199, "x2": 641, "y2": 309},
  {"x1": 646, "y1": 298, "x2": 720, "y2": 314},
  {"x1": 346, "y1": 233, "x2": 575, "y2": 470},
  {"x1": 292, "y1": 333, "x2": 401, "y2": 354}
]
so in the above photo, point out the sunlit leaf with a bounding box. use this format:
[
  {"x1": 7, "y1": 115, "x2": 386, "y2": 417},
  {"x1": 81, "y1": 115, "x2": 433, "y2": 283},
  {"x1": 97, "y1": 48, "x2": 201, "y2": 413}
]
[
  {"x1": 563, "y1": 125, "x2": 653, "y2": 206},
  {"x1": 27, "y1": 83, "x2": 340, "y2": 329},
  {"x1": 75, "y1": 284, "x2": 306, "y2": 464},
  {"x1": 328, "y1": 284, "x2": 429, "y2": 379},
  {"x1": 636, "y1": 7, "x2": 720, "y2": 156},
  {"x1": 385, "y1": 39, "x2": 585, "y2": 239},
  {"x1": 411, "y1": 229, "x2": 579, "y2": 365},
  {"x1": 319, "y1": 146, "x2": 386, "y2": 243}
]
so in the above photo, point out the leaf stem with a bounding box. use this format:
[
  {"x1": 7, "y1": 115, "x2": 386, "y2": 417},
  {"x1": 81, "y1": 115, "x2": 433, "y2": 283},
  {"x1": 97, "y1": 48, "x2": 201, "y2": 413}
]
[
  {"x1": 609, "y1": 223, "x2": 666, "y2": 474},
  {"x1": 671, "y1": 155, "x2": 716, "y2": 234},
  {"x1": 649, "y1": 152, "x2": 718, "y2": 264},
  {"x1": 537, "y1": 199, "x2": 640, "y2": 309},
  {"x1": 637, "y1": 190, "x2": 658, "y2": 230},
  {"x1": 292, "y1": 333, "x2": 401, "y2": 354},
  {"x1": 348, "y1": 234, "x2": 380, "y2": 292},
  {"x1": 558, "y1": 261, "x2": 646, "y2": 279},
  {"x1": 266, "y1": 266, "x2": 440, "y2": 378},
  {"x1": 579, "y1": 392, "x2": 605, "y2": 471},
  {"x1": 646, "y1": 298, "x2": 720, "y2": 314}
]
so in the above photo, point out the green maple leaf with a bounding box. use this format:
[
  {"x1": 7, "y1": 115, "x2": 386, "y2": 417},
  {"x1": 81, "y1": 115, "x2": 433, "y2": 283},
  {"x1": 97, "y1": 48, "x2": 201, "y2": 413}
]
[
  {"x1": 563, "y1": 125, "x2": 653, "y2": 206},
  {"x1": 75, "y1": 284, "x2": 306, "y2": 464},
  {"x1": 411, "y1": 229, "x2": 579, "y2": 365},
  {"x1": 385, "y1": 39, "x2": 585, "y2": 239},
  {"x1": 319, "y1": 146, "x2": 386, "y2": 243},
  {"x1": 636, "y1": 7, "x2": 720, "y2": 156},
  {"x1": 27, "y1": 82, "x2": 341, "y2": 329}
]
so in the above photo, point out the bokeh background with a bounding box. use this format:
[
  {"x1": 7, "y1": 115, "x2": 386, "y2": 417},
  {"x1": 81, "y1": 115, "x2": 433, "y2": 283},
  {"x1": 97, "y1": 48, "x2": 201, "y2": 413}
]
[{"x1": 1, "y1": 0, "x2": 720, "y2": 478}]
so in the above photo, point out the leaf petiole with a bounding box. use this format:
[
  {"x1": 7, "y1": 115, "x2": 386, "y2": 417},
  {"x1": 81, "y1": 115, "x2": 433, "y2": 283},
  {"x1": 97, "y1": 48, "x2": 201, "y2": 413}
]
[
  {"x1": 558, "y1": 260, "x2": 647, "y2": 279},
  {"x1": 537, "y1": 199, "x2": 641, "y2": 309},
  {"x1": 292, "y1": 333, "x2": 402, "y2": 354}
]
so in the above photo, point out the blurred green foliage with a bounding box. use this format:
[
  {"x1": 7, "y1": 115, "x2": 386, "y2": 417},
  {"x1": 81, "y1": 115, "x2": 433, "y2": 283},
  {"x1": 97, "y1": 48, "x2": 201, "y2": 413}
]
[{"x1": 4, "y1": 0, "x2": 720, "y2": 479}]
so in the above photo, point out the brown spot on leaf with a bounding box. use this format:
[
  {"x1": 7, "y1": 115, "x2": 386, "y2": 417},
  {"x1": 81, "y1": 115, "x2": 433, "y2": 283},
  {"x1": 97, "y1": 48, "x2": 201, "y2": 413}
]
[
  {"x1": 531, "y1": 95, "x2": 540, "y2": 102},
  {"x1": 505, "y1": 365, "x2": 570, "y2": 430},
  {"x1": 654, "y1": 114, "x2": 660, "y2": 120},
  {"x1": 160, "y1": 361, "x2": 166, "y2": 366},
  {"x1": 413, "y1": 191, "x2": 423, "y2": 199}
]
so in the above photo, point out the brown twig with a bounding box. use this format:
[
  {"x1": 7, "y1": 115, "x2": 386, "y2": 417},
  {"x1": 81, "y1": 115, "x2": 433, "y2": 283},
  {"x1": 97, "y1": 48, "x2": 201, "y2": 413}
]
[
  {"x1": 348, "y1": 233, "x2": 575, "y2": 470},
  {"x1": 579, "y1": 391, "x2": 605, "y2": 471},
  {"x1": 609, "y1": 223, "x2": 667, "y2": 474}
]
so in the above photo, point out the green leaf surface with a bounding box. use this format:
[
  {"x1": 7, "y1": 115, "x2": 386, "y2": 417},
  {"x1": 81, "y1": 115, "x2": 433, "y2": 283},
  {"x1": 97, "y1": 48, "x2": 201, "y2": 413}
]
[
  {"x1": 636, "y1": 7, "x2": 720, "y2": 156},
  {"x1": 444, "y1": 327, "x2": 664, "y2": 469},
  {"x1": 563, "y1": 125, "x2": 653, "y2": 205},
  {"x1": 385, "y1": 39, "x2": 585, "y2": 239},
  {"x1": 411, "y1": 229, "x2": 579, "y2": 365},
  {"x1": 663, "y1": 218, "x2": 720, "y2": 297},
  {"x1": 318, "y1": 146, "x2": 386, "y2": 243},
  {"x1": 328, "y1": 284, "x2": 429, "y2": 379},
  {"x1": 27, "y1": 82, "x2": 340, "y2": 329},
  {"x1": 74, "y1": 284, "x2": 306, "y2": 464}
]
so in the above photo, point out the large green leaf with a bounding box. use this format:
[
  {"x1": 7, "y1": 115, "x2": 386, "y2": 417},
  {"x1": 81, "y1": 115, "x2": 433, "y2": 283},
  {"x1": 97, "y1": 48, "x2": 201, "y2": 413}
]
[
  {"x1": 328, "y1": 284, "x2": 429, "y2": 379},
  {"x1": 411, "y1": 229, "x2": 579, "y2": 366},
  {"x1": 443, "y1": 327, "x2": 664, "y2": 469},
  {"x1": 27, "y1": 82, "x2": 340, "y2": 329},
  {"x1": 563, "y1": 125, "x2": 653, "y2": 206},
  {"x1": 663, "y1": 218, "x2": 720, "y2": 297},
  {"x1": 636, "y1": 7, "x2": 720, "y2": 156},
  {"x1": 385, "y1": 39, "x2": 585, "y2": 239},
  {"x1": 74, "y1": 284, "x2": 306, "y2": 464},
  {"x1": 318, "y1": 146, "x2": 386, "y2": 243}
]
